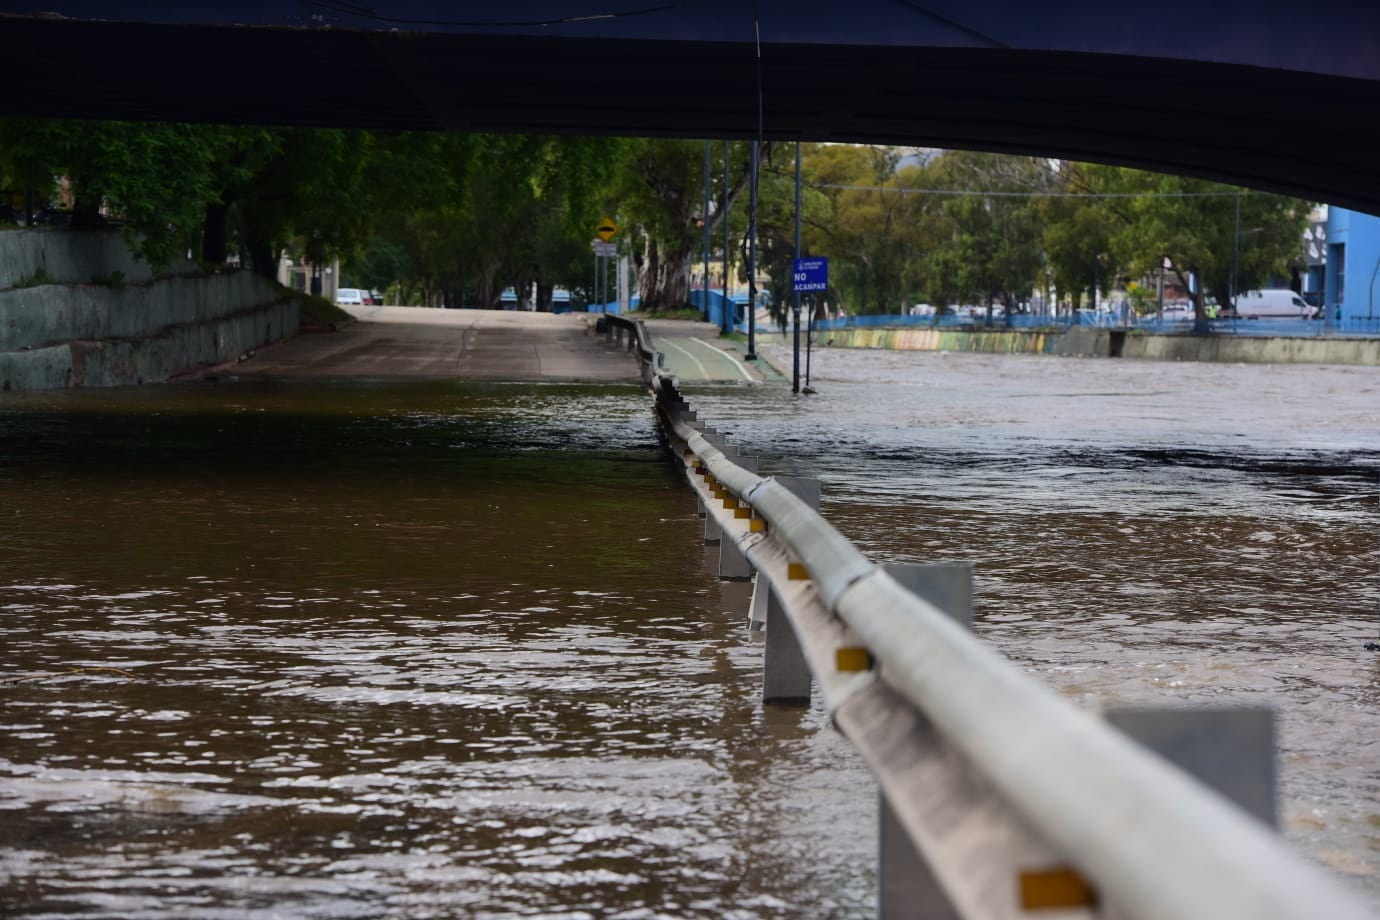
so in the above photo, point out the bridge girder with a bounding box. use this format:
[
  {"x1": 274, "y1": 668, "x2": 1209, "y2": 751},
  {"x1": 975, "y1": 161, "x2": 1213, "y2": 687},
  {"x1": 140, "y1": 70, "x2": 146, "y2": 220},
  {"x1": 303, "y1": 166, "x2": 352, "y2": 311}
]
[{"x1": 3, "y1": 13, "x2": 1379, "y2": 213}]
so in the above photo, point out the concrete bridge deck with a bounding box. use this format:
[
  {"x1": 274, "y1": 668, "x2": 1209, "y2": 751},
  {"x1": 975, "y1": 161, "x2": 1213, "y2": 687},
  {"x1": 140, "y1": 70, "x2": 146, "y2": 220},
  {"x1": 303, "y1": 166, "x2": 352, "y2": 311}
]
[{"x1": 233, "y1": 306, "x2": 776, "y2": 384}]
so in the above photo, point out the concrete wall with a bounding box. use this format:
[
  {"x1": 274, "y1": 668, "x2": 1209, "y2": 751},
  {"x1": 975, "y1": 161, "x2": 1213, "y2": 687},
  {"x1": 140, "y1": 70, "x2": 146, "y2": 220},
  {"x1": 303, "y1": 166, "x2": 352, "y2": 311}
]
[
  {"x1": 757, "y1": 323, "x2": 1378, "y2": 366},
  {"x1": 0, "y1": 230, "x2": 297, "y2": 390},
  {"x1": 757, "y1": 326, "x2": 1064, "y2": 355},
  {"x1": 1120, "y1": 333, "x2": 1380, "y2": 365},
  {"x1": 0, "y1": 228, "x2": 196, "y2": 288}
]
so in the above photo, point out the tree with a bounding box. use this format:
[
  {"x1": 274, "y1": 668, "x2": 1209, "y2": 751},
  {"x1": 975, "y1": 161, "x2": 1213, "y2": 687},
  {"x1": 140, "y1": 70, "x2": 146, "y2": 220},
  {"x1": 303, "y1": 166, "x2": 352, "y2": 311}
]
[
  {"x1": 805, "y1": 145, "x2": 914, "y2": 316},
  {"x1": 0, "y1": 119, "x2": 235, "y2": 268},
  {"x1": 616, "y1": 139, "x2": 766, "y2": 313},
  {"x1": 917, "y1": 151, "x2": 1046, "y2": 317},
  {"x1": 1104, "y1": 168, "x2": 1310, "y2": 323},
  {"x1": 1040, "y1": 161, "x2": 1122, "y2": 311}
]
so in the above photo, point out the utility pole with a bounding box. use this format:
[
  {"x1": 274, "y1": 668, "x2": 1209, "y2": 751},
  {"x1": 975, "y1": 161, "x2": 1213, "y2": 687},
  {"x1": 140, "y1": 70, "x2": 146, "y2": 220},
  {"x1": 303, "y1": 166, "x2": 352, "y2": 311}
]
[
  {"x1": 1231, "y1": 188, "x2": 1241, "y2": 318},
  {"x1": 702, "y1": 141, "x2": 711, "y2": 321},
  {"x1": 722, "y1": 140, "x2": 731, "y2": 335},
  {"x1": 793, "y1": 142, "x2": 801, "y2": 394},
  {"x1": 747, "y1": 140, "x2": 759, "y2": 360}
]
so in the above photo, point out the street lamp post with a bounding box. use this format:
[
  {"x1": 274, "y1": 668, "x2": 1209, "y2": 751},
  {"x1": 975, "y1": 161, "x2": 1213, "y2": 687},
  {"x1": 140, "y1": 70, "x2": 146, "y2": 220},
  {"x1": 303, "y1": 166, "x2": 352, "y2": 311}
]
[
  {"x1": 722, "y1": 140, "x2": 730, "y2": 335},
  {"x1": 746, "y1": 140, "x2": 759, "y2": 360},
  {"x1": 793, "y1": 142, "x2": 801, "y2": 395},
  {"x1": 702, "y1": 141, "x2": 711, "y2": 321}
]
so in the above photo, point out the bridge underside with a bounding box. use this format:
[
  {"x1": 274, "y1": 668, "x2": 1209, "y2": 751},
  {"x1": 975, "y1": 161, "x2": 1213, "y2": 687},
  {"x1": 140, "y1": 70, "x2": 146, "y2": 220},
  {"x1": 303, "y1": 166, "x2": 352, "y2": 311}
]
[{"x1": 5, "y1": 15, "x2": 1380, "y2": 213}]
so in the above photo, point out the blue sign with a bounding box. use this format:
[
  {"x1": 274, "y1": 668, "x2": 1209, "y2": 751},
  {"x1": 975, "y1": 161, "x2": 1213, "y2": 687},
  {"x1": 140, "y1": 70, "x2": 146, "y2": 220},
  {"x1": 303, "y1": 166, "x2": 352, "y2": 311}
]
[{"x1": 792, "y1": 257, "x2": 829, "y2": 292}]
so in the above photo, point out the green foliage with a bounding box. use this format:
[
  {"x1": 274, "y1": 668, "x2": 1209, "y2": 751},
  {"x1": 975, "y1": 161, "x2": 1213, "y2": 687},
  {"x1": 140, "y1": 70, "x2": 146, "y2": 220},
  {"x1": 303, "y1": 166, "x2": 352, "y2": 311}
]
[
  {"x1": 650, "y1": 307, "x2": 711, "y2": 322},
  {"x1": 1100, "y1": 168, "x2": 1308, "y2": 318},
  {"x1": 0, "y1": 118, "x2": 1315, "y2": 322},
  {"x1": 293, "y1": 291, "x2": 353, "y2": 326},
  {"x1": 13, "y1": 266, "x2": 50, "y2": 288}
]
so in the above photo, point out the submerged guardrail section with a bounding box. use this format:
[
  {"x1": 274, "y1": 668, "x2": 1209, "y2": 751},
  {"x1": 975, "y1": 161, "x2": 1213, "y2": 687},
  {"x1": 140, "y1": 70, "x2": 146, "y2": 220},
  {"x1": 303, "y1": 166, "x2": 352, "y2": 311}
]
[{"x1": 605, "y1": 313, "x2": 1373, "y2": 920}]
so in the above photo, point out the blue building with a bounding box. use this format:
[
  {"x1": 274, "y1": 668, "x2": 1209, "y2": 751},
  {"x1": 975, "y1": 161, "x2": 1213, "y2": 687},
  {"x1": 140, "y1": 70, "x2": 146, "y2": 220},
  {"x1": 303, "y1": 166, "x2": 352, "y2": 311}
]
[{"x1": 1324, "y1": 207, "x2": 1380, "y2": 334}]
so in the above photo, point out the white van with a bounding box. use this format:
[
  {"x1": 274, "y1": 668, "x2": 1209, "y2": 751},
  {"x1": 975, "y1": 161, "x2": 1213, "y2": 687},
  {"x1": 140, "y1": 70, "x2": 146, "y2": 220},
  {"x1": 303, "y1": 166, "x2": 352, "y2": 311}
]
[{"x1": 1232, "y1": 289, "x2": 1315, "y2": 319}]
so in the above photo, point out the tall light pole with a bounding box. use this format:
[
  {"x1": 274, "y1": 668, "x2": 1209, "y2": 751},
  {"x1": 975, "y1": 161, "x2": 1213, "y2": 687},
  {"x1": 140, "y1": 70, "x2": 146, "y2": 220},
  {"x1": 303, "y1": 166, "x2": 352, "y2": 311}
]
[
  {"x1": 793, "y1": 141, "x2": 801, "y2": 395},
  {"x1": 722, "y1": 140, "x2": 731, "y2": 335},
  {"x1": 746, "y1": 140, "x2": 759, "y2": 360},
  {"x1": 702, "y1": 140, "x2": 711, "y2": 321},
  {"x1": 1230, "y1": 189, "x2": 1241, "y2": 318}
]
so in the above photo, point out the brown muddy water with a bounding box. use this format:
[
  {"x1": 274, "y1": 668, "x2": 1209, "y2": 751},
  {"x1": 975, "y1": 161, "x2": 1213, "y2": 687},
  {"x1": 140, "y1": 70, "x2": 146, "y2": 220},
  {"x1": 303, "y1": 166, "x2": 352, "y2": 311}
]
[
  {"x1": 1, "y1": 381, "x2": 872, "y2": 919},
  {"x1": 2, "y1": 351, "x2": 1378, "y2": 917}
]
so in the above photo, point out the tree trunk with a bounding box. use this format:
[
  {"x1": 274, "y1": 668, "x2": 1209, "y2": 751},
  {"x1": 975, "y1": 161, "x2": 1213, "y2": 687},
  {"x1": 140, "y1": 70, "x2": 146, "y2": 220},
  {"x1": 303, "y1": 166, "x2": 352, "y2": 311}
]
[
  {"x1": 247, "y1": 238, "x2": 277, "y2": 282},
  {"x1": 536, "y1": 281, "x2": 554, "y2": 312},
  {"x1": 239, "y1": 210, "x2": 279, "y2": 282},
  {"x1": 202, "y1": 201, "x2": 229, "y2": 264},
  {"x1": 638, "y1": 236, "x2": 694, "y2": 312},
  {"x1": 69, "y1": 195, "x2": 104, "y2": 231},
  {"x1": 478, "y1": 265, "x2": 500, "y2": 309}
]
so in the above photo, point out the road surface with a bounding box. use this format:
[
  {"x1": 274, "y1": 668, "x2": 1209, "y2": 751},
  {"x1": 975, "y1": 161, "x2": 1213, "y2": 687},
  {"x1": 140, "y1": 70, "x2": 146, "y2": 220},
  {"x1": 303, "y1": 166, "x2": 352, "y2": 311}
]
[{"x1": 232, "y1": 307, "x2": 776, "y2": 384}]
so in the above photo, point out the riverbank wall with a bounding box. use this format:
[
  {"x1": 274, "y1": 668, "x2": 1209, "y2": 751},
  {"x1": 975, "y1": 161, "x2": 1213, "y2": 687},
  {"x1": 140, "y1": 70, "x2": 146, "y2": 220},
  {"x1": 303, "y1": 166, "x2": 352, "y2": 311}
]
[
  {"x1": 752, "y1": 324, "x2": 1380, "y2": 365},
  {"x1": 0, "y1": 230, "x2": 297, "y2": 390}
]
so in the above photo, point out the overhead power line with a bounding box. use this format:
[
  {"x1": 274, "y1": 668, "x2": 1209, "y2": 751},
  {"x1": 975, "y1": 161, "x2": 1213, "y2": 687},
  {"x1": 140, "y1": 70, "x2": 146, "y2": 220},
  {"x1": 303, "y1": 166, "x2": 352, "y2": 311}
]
[{"x1": 809, "y1": 183, "x2": 1252, "y2": 199}]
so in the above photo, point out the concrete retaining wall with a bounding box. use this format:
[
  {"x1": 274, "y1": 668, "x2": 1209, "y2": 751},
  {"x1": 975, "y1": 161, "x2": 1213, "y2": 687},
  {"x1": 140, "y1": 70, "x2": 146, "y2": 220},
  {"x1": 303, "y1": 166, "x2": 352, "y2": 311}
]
[
  {"x1": 1121, "y1": 333, "x2": 1380, "y2": 365},
  {"x1": 758, "y1": 326, "x2": 1064, "y2": 355},
  {"x1": 0, "y1": 227, "x2": 197, "y2": 288},
  {"x1": 759, "y1": 322, "x2": 1378, "y2": 366},
  {"x1": 0, "y1": 230, "x2": 297, "y2": 390}
]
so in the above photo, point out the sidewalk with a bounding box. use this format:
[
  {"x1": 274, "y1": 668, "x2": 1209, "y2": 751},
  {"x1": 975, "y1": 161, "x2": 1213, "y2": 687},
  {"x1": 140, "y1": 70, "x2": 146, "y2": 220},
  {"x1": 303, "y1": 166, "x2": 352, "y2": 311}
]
[{"x1": 638, "y1": 319, "x2": 787, "y2": 385}]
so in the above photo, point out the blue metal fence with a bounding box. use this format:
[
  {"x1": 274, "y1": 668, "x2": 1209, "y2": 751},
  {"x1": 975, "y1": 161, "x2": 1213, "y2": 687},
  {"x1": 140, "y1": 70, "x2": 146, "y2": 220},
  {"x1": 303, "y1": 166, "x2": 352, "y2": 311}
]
[{"x1": 687, "y1": 289, "x2": 747, "y2": 332}]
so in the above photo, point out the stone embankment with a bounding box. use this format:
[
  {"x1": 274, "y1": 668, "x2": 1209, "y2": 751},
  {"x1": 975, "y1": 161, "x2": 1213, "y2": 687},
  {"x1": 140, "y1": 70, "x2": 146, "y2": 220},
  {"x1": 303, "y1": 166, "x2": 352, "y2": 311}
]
[{"x1": 0, "y1": 229, "x2": 297, "y2": 390}]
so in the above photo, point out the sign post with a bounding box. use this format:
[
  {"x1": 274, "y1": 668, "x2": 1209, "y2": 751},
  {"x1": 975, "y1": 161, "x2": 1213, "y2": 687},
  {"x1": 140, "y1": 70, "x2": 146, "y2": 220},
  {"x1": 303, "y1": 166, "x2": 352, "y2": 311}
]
[
  {"x1": 593, "y1": 216, "x2": 619, "y2": 312},
  {"x1": 792, "y1": 257, "x2": 827, "y2": 392}
]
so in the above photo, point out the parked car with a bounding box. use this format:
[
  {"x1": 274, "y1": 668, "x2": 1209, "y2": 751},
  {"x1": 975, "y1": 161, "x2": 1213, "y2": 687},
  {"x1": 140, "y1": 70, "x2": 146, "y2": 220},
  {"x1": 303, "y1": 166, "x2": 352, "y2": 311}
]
[
  {"x1": 369, "y1": 290, "x2": 384, "y2": 306},
  {"x1": 335, "y1": 288, "x2": 364, "y2": 306}
]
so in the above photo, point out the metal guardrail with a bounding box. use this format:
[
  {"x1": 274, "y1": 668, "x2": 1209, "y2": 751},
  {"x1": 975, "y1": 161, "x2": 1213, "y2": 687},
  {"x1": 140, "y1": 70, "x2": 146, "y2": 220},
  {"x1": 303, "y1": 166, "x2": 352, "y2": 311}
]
[
  {"x1": 614, "y1": 325, "x2": 1374, "y2": 919},
  {"x1": 600, "y1": 312, "x2": 660, "y2": 388}
]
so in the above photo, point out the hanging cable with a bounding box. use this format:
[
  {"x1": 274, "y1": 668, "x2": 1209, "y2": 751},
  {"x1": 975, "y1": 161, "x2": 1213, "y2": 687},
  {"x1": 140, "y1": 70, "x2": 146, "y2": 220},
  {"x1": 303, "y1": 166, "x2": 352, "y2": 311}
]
[{"x1": 884, "y1": 0, "x2": 1008, "y2": 49}]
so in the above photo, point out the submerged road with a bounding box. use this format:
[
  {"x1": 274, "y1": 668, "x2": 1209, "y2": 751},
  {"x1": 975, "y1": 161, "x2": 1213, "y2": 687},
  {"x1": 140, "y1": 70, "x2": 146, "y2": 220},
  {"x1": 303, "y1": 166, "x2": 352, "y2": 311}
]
[{"x1": 233, "y1": 306, "x2": 773, "y2": 384}]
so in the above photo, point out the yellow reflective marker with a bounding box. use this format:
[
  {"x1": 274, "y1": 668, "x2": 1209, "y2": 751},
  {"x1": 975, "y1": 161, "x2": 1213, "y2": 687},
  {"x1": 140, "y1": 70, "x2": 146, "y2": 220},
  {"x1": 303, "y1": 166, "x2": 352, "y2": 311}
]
[
  {"x1": 749, "y1": 518, "x2": 766, "y2": 532},
  {"x1": 1018, "y1": 869, "x2": 1096, "y2": 910},
  {"x1": 836, "y1": 647, "x2": 872, "y2": 672},
  {"x1": 733, "y1": 508, "x2": 751, "y2": 519},
  {"x1": 722, "y1": 497, "x2": 738, "y2": 510},
  {"x1": 787, "y1": 562, "x2": 809, "y2": 580}
]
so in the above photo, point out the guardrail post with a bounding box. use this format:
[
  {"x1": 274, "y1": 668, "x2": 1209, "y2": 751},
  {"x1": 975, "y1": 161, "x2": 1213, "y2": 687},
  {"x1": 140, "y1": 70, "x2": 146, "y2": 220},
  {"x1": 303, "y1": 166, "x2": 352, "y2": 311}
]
[
  {"x1": 716, "y1": 450, "x2": 757, "y2": 580},
  {"x1": 878, "y1": 562, "x2": 972, "y2": 920},
  {"x1": 1105, "y1": 707, "x2": 1276, "y2": 828},
  {"x1": 700, "y1": 428, "x2": 724, "y2": 542},
  {"x1": 759, "y1": 477, "x2": 822, "y2": 703}
]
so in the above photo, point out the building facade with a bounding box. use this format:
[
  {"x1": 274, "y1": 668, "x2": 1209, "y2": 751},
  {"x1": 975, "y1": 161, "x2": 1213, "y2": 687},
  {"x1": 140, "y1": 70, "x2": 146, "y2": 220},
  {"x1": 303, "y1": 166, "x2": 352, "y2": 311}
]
[{"x1": 1324, "y1": 207, "x2": 1380, "y2": 333}]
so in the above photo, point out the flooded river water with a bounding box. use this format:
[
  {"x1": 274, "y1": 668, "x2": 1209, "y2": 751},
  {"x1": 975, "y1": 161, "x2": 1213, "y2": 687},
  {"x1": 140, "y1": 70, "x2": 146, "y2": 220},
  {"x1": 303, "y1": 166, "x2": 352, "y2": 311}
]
[{"x1": 2, "y1": 349, "x2": 1378, "y2": 917}]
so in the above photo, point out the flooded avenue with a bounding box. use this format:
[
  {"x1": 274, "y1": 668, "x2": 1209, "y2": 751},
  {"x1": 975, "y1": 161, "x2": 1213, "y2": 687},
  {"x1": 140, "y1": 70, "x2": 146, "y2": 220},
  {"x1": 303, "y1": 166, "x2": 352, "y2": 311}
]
[{"x1": 2, "y1": 347, "x2": 1379, "y2": 917}]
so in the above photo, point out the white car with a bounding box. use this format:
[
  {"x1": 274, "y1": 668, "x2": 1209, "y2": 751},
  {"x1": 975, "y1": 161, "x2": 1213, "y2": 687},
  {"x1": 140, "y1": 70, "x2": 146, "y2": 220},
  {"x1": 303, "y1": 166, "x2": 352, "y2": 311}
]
[{"x1": 335, "y1": 287, "x2": 364, "y2": 306}]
